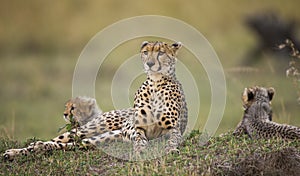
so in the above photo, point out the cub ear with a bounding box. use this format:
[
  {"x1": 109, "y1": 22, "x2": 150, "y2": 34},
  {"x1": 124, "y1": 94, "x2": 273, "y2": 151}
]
[
  {"x1": 87, "y1": 97, "x2": 97, "y2": 106},
  {"x1": 141, "y1": 41, "x2": 149, "y2": 50},
  {"x1": 267, "y1": 87, "x2": 275, "y2": 101},
  {"x1": 242, "y1": 87, "x2": 255, "y2": 104},
  {"x1": 171, "y1": 42, "x2": 182, "y2": 55}
]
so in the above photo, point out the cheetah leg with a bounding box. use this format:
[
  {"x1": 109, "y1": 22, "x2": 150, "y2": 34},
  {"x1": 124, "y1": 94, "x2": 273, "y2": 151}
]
[
  {"x1": 3, "y1": 148, "x2": 31, "y2": 161},
  {"x1": 3, "y1": 112, "x2": 125, "y2": 160},
  {"x1": 3, "y1": 141, "x2": 75, "y2": 160},
  {"x1": 165, "y1": 127, "x2": 182, "y2": 154},
  {"x1": 3, "y1": 129, "x2": 90, "y2": 160},
  {"x1": 132, "y1": 128, "x2": 148, "y2": 153},
  {"x1": 81, "y1": 130, "x2": 123, "y2": 147}
]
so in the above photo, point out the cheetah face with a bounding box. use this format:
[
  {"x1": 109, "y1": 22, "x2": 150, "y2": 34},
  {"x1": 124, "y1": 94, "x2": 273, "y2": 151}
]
[
  {"x1": 140, "y1": 41, "x2": 182, "y2": 76},
  {"x1": 63, "y1": 101, "x2": 76, "y2": 123},
  {"x1": 63, "y1": 97, "x2": 100, "y2": 125}
]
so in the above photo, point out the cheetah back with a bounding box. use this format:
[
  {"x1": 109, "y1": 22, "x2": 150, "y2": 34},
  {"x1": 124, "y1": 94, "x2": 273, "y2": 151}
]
[{"x1": 234, "y1": 86, "x2": 300, "y2": 140}]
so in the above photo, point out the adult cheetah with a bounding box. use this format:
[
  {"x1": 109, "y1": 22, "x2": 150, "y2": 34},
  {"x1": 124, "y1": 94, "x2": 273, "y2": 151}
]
[{"x1": 3, "y1": 41, "x2": 188, "y2": 160}]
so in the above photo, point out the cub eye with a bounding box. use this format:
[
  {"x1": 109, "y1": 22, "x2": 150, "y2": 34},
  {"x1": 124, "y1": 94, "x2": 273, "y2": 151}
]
[
  {"x1": 143, "y1": 51, "x2": 148, "y2": 55},
  {"x1": 158, "y1": 51, "x2": 165, "y2": 56}
]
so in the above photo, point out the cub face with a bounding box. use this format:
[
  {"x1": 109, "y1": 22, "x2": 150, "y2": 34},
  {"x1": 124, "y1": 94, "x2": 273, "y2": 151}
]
[{"x1": 63, "y1": 97, "x2": 100, "y2": 125}]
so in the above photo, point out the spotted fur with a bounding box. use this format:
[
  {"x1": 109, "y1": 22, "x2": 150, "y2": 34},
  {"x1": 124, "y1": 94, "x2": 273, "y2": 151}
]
[
  {"x1": 3, "y1": 97, "x2": 134, "y2": 160},
  {"x1": 123, "y1": 41, "x2": 188, "y2": 153},
  {"x1": 233, "y1": 86, "x2": 300, "y2": 140},
  {"x1": 63, "y1": 96, "x2": 102, "y2": 126},
  {"x1": 3, "y1": 41, "x2": 188, "y2": 160}
]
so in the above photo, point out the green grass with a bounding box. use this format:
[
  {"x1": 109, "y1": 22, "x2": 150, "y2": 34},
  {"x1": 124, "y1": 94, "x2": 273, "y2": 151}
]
[
  {"x1": 0, "y1": 1, "x2": 300, "y2": 175},
  {"x1": 1, "y1": 131, "x2": 299, "y2": 175}
]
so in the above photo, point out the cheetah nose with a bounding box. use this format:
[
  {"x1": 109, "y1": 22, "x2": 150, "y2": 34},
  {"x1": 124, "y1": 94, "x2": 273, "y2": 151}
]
[
  {"x1": 146, "y1": 61, "x2": 155, "y2": 68},
  {"x1": 64, "y1": 113, "x2": 68, "y2": 117}
]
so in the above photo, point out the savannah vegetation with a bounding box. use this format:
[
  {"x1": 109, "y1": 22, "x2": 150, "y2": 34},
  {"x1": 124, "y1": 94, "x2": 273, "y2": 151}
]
[{"x1": 0, "y1": 0, "x2": 300, "y2": 175}]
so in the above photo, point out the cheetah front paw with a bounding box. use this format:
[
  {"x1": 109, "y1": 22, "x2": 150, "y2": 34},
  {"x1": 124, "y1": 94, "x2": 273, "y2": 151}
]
[
  {"x1": 3, "y1": 148, "x2": 28, "y2": 161},
  {"x1": 3, "y1": 149, "x2": 16, "y2": 161}
]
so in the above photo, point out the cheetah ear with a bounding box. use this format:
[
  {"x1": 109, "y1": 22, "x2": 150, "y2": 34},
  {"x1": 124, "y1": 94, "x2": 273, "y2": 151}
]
[
  {"x1": 247, "y1": 88, "x2": 255, "y2": 101},
  {"x1": 267, "y1": 87, "x2": 275, "y2": 101},
  {"x1": 242, "y1": 87, "x2": 255, "y2": 104},
  {"x1": 88, "y1": 98, "x2": 97, "y2": 113},
  {"x1": 141, "y1": 41, "x2": 149, "y2": 50},
  {"x1": 89, "y1": 98, "x2": 96, "y2": 104},
  {"x1": 87, "y1": 98, "x2": 97, "y2": 109},
  {"x1": 171, "y1": 42, "x2": 182, "y2": 55}
]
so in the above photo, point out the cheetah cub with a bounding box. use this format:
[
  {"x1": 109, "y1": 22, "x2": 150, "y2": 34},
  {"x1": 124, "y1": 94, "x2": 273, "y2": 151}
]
[
  {"x1": 234, "y1": 86, "x2": 300, "y2": 140},
  {"x1": 3, "y1": 97, "x2": 134, "y2": 160}
]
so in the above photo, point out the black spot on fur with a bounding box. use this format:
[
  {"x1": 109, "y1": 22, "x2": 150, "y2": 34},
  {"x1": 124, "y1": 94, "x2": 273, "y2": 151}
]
[
  {"x1": 156, "y1": 113, "x2": 161, "y2": 119},
  {"x1": 165, "y1": 120, "x2": 171, "y2": 125},
  {"x1": 143, "y1": 118, "x2": 147, "y2": 123},
  {"x1": 88, "y1": 126, "x2": 97, "y2": 130},
  {"x1": 141, "y1": 109, "x2": 146, "y2": 116}
]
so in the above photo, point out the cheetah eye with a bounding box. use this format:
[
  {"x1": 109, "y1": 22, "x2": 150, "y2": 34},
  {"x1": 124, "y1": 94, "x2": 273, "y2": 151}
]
[
  {"x1": 158, "y1": 51, "x2": 165, "y2": 56},
  {"x1": 143, "y1": 51, "x2": 148, "y2": 55},
  {"x1": 70, "y1": 106, "x2": 75, "y2": 111}
]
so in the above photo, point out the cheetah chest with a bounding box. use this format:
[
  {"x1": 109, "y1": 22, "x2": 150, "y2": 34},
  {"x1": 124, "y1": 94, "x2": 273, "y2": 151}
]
[{"x1": 134, "y1": 79, "x2": 180, "y2": 139}]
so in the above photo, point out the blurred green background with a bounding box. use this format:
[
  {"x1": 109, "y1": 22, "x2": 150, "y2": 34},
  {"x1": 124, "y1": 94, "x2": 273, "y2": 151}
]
[{"x1": 1, "y1": 0, "x2": 300, "y2": 140}]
